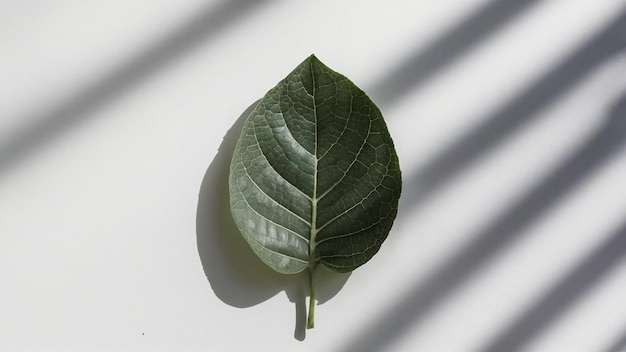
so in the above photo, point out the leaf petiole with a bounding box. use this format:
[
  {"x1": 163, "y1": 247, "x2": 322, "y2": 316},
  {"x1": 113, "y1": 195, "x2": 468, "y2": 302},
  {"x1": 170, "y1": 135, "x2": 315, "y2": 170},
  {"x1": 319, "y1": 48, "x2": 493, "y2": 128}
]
[{"x1": 307, "y1": 266, "x2": 316, "y2": 329}]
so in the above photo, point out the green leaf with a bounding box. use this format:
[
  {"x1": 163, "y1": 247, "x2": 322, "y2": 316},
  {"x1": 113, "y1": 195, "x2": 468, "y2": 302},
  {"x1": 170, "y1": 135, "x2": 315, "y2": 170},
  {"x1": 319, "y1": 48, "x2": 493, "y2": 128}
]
[{"x1": 229, "y1": 54, "x2": 401, "y2": 329}]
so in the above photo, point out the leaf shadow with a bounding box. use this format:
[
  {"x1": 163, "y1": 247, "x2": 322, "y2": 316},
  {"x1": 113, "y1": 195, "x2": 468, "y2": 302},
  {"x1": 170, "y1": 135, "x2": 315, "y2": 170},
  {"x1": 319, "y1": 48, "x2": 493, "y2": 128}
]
[
  {"x1": 469, "y1": 96, "x2": 626, "y2": 352},
  {"x1": 371, "y1": 0, "x2": 540, "y2": 107},
  {"x1": 399, "y1": 8, "x2": 626, "y2": 213},
  {"x1": 196, "y1": 99, "x2": 351, "y2": 340},
  {"x1": 0, "y1": 0, "x2": 271, "y2": 179},
  {"x1": 476, "y1": 219, "x2": 626, "y2": 352},
  {"x1": 335, "y1": 15, "x2": 626, "y2": 350},
  {"x1": 602, "y1": 326, "x2": 626, "y2": 352}
]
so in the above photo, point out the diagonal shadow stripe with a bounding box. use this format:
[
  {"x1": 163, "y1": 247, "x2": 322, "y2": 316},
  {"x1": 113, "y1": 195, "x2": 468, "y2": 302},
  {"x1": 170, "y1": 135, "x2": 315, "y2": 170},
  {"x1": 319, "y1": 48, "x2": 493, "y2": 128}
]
[
  {"x1": 477, "y1": 220, "x2": 626, "y2": 352},
  {"x1": 401, "y1": 9, "x2": 626, "y2": 211},
  {"x1": 602, "y1": 327, "x2": 626, "y2": 352},
  {"x1": 371, "y1": 0, "x2": 540, "y2": 107},
  {"x1": 0, "y1": 0, "x2": 270, "y2": 177},
  {"x1": 335, "y1": 92, "x2": 626, "y2": 351}
]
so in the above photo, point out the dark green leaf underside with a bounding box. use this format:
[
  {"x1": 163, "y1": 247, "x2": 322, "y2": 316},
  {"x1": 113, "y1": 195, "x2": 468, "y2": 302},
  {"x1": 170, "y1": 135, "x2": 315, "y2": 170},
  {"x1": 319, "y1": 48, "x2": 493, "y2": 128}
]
[{"x1": 229, "y1": 54, "x2": 401, "y2": 274}]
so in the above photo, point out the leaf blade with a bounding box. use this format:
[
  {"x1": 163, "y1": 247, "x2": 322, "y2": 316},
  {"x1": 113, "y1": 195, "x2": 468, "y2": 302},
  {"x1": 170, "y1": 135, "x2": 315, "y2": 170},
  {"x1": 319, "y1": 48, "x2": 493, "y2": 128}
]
[{"x1": 229, "y1": 54, "x2": 401, "y2": 275}]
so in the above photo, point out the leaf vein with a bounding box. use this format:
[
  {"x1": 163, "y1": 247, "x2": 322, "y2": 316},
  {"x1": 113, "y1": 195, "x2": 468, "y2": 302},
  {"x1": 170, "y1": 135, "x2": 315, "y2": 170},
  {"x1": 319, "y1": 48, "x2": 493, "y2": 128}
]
[
  {"x1": 241, "y1": 191, "x2": 310, "y2": 244},
  {"x1": 247, "y1": 234, "x2": 308, "y2": 264},
  {"x1": 251, "y1": 118, "x2": 313, "y2": 201},
  {"x1": 315, "y1": 220, "x2": 383, "y2": 245},
  {"x1": 242, "y1": 167, "x2": 311, "y2": 227},
  {"x1": 317, "y1": 158, "x2": 390, "y2": 233},
  {"x1": 316, "y1": 118, "x2": 372, "y2": 202}
]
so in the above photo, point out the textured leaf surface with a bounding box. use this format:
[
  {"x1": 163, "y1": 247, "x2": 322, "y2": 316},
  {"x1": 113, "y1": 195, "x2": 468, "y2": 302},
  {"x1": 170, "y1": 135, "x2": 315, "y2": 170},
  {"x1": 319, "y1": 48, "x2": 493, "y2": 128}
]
[{"x1": 229, "y1": 55, "x2": 401, "y2": 275}]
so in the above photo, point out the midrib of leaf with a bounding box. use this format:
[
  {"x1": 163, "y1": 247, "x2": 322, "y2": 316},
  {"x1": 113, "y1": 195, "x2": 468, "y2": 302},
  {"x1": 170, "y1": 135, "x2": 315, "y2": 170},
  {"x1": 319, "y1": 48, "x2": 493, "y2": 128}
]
[
  {"x1": 308, "y1": 58, "x2": 320, "y2": 266},
  {"x1": 308, "y1": 57, "x2": 319, "y2": 329}
]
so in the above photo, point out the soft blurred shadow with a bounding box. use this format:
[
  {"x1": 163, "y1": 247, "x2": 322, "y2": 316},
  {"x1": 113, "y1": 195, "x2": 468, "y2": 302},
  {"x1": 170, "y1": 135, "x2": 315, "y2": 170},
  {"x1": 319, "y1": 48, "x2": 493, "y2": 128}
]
[
  {"x1": 401, "y1": 9, "x2": 626, "y2": 212},
  {"x1": 371, "y1": 0, "x2": 540, "y2": 107},
  {"x1": 474, "y1": 98, "x2": 626, "y2": 352},
  {"x1": 476, "y1": 223, "x2": 626, "y2": 352},
  {"x1": 196, "y1": 100, "x2": 350, "y2": 341},
  {"x1": 602, "y1": 327, "x2": 626, "y2": 352},
  {"x1": 0, "y1": 0, "x2": 270, "y2": 178},
  {"x1": 196, "y1": 102, "x2": 286, "y2": 306},
  {"x1": 335, "y1": 69, "x2": 626, "y2": 352}
]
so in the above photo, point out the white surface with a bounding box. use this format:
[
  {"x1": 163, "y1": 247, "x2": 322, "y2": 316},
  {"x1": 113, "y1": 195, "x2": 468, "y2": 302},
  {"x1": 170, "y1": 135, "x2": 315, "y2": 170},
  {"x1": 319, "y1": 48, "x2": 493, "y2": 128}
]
[{"x1": 1, "y1": 1, "x2": 626, "y2": 351}]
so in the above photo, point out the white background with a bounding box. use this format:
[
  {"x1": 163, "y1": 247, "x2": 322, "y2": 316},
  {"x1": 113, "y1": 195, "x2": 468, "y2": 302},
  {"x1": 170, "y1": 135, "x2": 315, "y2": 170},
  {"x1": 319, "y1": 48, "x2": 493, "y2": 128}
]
[{"x1": 1, "y1": 1, "x2": 626, "y2": 351}]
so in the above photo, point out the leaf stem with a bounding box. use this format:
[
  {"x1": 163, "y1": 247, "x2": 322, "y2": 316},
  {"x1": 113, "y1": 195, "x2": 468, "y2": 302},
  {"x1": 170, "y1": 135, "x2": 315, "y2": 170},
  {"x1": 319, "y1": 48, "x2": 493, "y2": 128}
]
[{"x1": 307, "y1": 266, "x2": 316, "y2": 329}]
